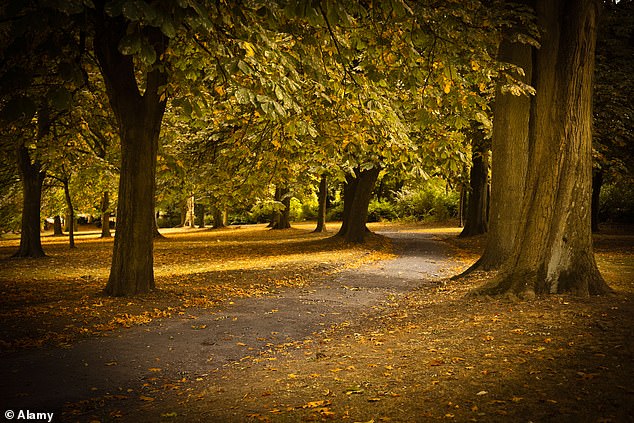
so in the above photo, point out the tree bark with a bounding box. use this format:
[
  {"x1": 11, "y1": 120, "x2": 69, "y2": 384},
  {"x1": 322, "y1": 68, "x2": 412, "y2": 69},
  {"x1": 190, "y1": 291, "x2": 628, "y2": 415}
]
[
  {"x1": 459, "y1": 140, "x2": 490, "y2": 237},
  {"x1": 591, "y1": 169, "x2": 603, "y2": 232},
  {"x1": 197, "y1": 203, "x2": 205, "y2": 228},
  {"x1": 337, "y1": 167, "x2": 380, "y2": 243},
  {"x1": 314, "y1": 174, "x2": 328, "y2": 233},
  {"x1": 184, "y1": 194, "x2": 195, "y2": 228},
  {"x1": 53, "y1": 215, "x2": 64, "y2": 236},
  {"x1": 462, "y1": 29, "x2": 532, "y2": 273},
  {"x1": 212, "y1": 206, "x2": 226, "y2": 229},
  {"x1": 94, "y1": 4, "x2": 168, "y2": 296},
  {"x1": 153, "y1": 211, "x2": 164, "y2": 239},
  {"x1": 62, "y1": 178, "x2": 75, "y2": 249},
  {"x1": 100, "y1": 191, "x2": 111, "y2": 238},
  {"x1": 13, "y1": 144, "x2": 46, "y2": 258},
  {"x1": 476, "y1": 0, "x2": 610, "y2": 297}
]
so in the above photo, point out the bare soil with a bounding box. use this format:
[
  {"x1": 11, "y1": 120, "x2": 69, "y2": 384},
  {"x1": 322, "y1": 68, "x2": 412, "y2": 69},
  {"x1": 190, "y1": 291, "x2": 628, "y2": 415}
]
[{"x1": 0, "y1": 223, "x2": 632, "y2": 422}]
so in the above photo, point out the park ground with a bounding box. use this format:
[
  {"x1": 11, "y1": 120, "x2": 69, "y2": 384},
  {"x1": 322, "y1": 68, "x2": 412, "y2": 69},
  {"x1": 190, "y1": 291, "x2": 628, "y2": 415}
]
[{"x1": 0, "y1": 222, "x2": 633, "y2": 422}]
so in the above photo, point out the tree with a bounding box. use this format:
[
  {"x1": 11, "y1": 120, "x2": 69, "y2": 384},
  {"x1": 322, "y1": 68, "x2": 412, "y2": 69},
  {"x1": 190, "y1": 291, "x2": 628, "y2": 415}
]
[
  {"x1": 337, "y1": 166, "x2": 381, "y2": 243},
  {"x1": 461, "y1": 34, "x2": 533, "y2": 271},
  {"x1": 314, "y1": 174, "x2": 328, "y2": 233},
  {"x1": 459, "y1": 128, "x2": 490, "y2": 238},
  {"x1": 475, "y1": 0, "x2": 611, "y2": 297},
  {"x1": 91, "y1": 1, "x2": 172, "y2": 296}
]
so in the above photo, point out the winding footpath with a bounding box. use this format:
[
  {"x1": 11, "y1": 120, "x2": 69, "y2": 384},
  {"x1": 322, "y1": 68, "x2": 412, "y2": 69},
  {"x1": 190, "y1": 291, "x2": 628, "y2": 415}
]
[{"x1": 0, "y1": 230, "x2": 458, "y2": 418}]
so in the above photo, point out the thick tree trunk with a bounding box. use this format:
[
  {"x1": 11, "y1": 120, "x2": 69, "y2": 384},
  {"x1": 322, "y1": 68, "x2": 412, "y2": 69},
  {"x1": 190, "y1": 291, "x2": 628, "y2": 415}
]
[
  {"x1": 337, "y1": 172, "x2": 359, "y2": 238},
  {"x1": 94, "y1": 4, "x2": 168, "y2": 296},
  {"x1": 100, "y1": 191, "x2": 111, "y2": 238},
  {"x1": 338, "y1": 167, "x2": 380, "y2": 243},
  {"x1": 459, "y1": 142, "x2": 490, "y2": 237},
  {"x1": 476, "y1": 0, "x2": 610, "y2": 297},
  {"x1": 53, "y1": 215, "x2": 64, "y2": 236},
  {"x1": 463, "y1": 31, "x2": 532, "y2": 273},
  {"x1": 272, "y1": 186, "x2": 291, "y2": 229},
  {"x1": 13, "y1": 145, "x2": 46, "y2": 258},
  {"x1": 591, "y1": 169, "x2": 603, "y2": 232},
  {"x1": 314, "y1": 174, "x2": 328, "y2": 233},
  {"x1": 62, "y1": 179, "x2": 75, "y2": 249}
]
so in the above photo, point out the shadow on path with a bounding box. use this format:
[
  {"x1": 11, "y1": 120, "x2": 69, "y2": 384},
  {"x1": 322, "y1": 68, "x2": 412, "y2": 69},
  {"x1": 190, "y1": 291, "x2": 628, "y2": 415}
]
[{"x1": 0, "y1": 231, "x2": 458, "y2": 416}]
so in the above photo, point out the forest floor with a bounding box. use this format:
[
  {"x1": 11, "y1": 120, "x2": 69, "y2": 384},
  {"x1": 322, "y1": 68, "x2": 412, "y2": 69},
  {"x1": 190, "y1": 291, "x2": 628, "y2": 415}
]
[{"x1": 0, "y1": 222, "x2": 632, "y2": 422}]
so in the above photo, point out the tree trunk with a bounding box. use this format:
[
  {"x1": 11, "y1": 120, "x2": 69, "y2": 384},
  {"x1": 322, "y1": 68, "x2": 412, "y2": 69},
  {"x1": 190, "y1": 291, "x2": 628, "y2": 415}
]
[
  {"x1": 476, "y1": 0, "x2": 610, "y2": 297},
  {"x1": 197, "y1": 203, "x2": 205, "y2": 228},
  {"x1": 62, "y1": 178, "x2": 75, "y2": 249},
  {"x1": 94, "y1": 4, "x2": 168, "y2": 296},
  {"x1": 314, "y1": 174, "x2": 328, "y2": 233},
  {"x1": 458, "y1": 185, "x2": 467, "y2": 228},
  {"x1": 184, "y1": 194, "x2": 195, "y2": 228},
  {"x1": 591, "y1": 169, "x2": 603, "y2": 232},
  {"x1": 272, "y1": 186, "x2": 291, "y2": 229},
  {"x1": 459, "y1": 141, "x2": 490, "y2": 237},
  {"x1": 338, "y1": 167, "x2": 380, "y2": 243},
  {"x1": 337, "y1": 172, "x2": 359, "y2": 237},
  {"x1": 13, "y1": 144, "x2": 46, "y2": 258},
  {"x1": 153, "y1": 211, "x2": 164, "y2": 239},
  {"x1": 462, "y1": 29, "x2": 533, "y2": 273},
  {"x1": 212, "y1": 206, "x2": 226, "y2": 229},
  {"x1": 53, "y1": 215, "x2": 64, "y2": 236},
  {"x1": 100, "y1": 191, "x2": 111, "y2": 238}
]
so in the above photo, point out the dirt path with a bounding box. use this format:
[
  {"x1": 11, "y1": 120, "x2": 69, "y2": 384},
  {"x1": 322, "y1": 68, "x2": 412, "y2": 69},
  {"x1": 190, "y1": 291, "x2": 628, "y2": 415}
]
[{"x1": 1, "y1": 230, "x2": 457, "y2": 419}]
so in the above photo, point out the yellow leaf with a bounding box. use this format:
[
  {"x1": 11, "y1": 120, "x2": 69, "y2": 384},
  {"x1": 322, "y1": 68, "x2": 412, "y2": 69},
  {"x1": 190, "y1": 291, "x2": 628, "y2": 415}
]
[
  {"x1": 148, "y1": 367, "x2": 162, "y2": 372},
  {"x1": 303, "y1": 400, "x2": 330, "y2": 408},
  {"x1": 139, "y1": 396, "x2": 155, "y2": 402}
]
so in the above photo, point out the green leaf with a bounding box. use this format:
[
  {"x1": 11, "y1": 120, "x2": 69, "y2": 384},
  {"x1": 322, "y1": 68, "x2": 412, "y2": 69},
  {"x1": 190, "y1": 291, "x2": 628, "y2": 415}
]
[
  {"x1": 121, "y1": 0, "x2": 144, "y2": 21},
  {"x1": 140, "y1": 41, "x2": 157, "y2": 65},
  {"x1": 118, "y1": 34, "x2": 142, "y2": 55},
  {"x1": 161, "y1": 20, "x2": 176, "y2": 38}
]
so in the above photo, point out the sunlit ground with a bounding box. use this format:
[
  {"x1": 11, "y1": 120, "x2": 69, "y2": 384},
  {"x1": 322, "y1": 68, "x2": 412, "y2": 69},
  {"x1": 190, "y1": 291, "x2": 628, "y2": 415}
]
[{"x1": 0, "y1": 222, "x2": 396, "y2": 349}]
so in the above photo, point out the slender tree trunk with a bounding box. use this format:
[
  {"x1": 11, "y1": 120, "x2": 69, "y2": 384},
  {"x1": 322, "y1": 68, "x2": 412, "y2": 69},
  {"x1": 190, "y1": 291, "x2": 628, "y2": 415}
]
[
  {"x1": 62, "y1": 178, "x2": 75, "y2": 249},
  {"x1": 100, "y1": 191, "x2": 111, "y2": 238},
  {"x1": 13, "y1": 144, "x2": 46, "y2": 258},
  {"x1": 459, "y1": 142, "x2": 490, "y2": 238},
  {"x1": 153, "y1": 211, "x2": 164, "y2": 239},
  {"x1": 591, "y1": 169, "x2": 603, "y2": 232},
  {"x1": 338, "y1": 167, "x2": 380, "y2": 243},
  {"x1": 462, "y1": 30, "x2": 532, "y2": 274},
  {"x1": 53, "y1": 215, "x2": 64, "y2": 236},
  {"x1": 458, "y1": 185, "x2": 467, "y2": 228},
  {"x1": 184, "y1": 194, "x2": 195, "y2": 228},
  {"x1": 94, "y1": 3, "x2": 168, "y2": 296},
  {"x1": 314, "y1": 174, "x2": 328, "y2": 233},
  {"x1": 476, "y1": 0, "x2": 610, "y2": 297}
]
